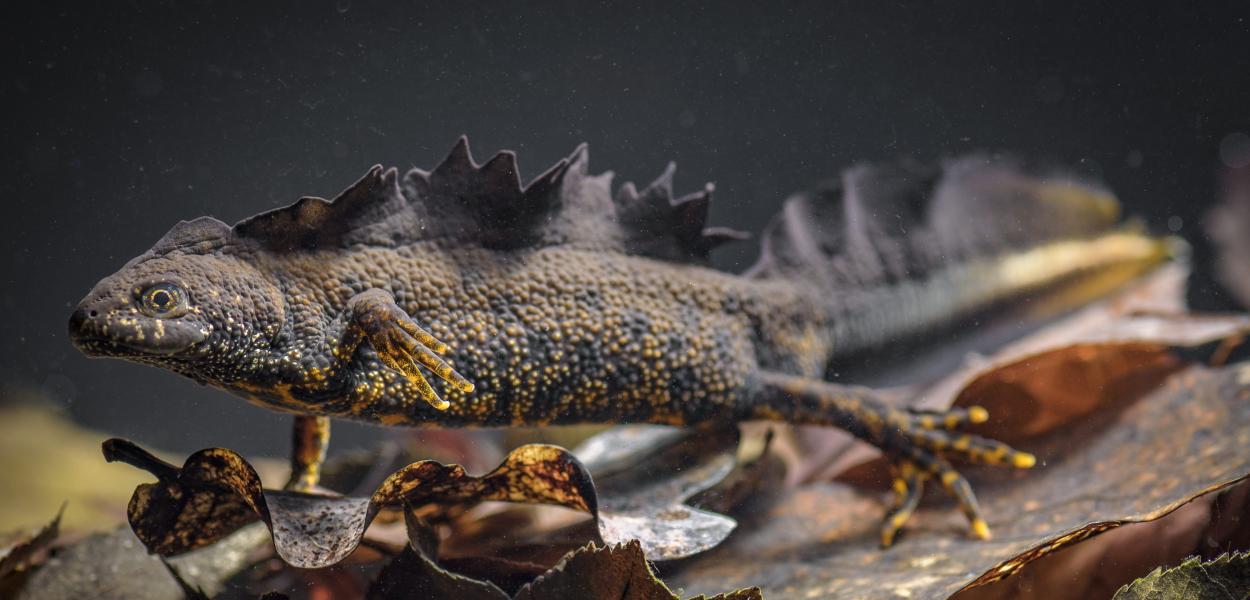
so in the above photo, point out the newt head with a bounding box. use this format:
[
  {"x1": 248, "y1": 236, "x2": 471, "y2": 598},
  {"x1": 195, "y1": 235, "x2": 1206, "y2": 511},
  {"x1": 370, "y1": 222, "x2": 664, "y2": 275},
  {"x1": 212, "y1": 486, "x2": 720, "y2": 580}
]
[{"x1": 68, "y1": 217, "x2": 285, "y2": 376}]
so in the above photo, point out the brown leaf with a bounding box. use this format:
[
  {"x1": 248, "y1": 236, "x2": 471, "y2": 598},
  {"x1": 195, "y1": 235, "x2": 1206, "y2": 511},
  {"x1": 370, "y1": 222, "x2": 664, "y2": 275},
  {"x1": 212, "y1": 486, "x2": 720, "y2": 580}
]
[
  {"x1": 575, "y1": 425, "x2": 742, "y2": 560},
  {"x1": 956, "y1": 477, "x2": 1250, "y2": 600},
  {"x1": 0, "y1": 504, "x2": 64, "y2": 598},
  {"x1": 689, "y1": 427, "x2": 785, "y2": 517},
  {"x1": 1112, "y1": 551, "x2": 1250, "y2": 600},
  {"x1": 434, "y1": 425, "x2": 776, "y2": 577},
  {"x1": 103, "y1": 440, "x2": 597, "y2": 569},
  {"x1": 378, "y1": 506, "x2": 761, "y2": 600},
  {"x1": 945, "y1": 312, "x2": 1249, "y2": 435},
  {"x1": 368, "y1": 507, "x2": 510, "y2": 600},
  {"x1": 12, "y1": 524, "x2": 268, "y2": 600},
  {"x1": 514, "y1": 540, "x2": 762, "y2": 600},
  {"x1": 0, "y1": 504, "x2": 62, "y2": 581},
  {"x1": 922, "y1": 266, "x2": 1250, "y2": 445},
  {"x1": 439, "y1": 555, "x2": 554, "y2": 596},
  {"x1": 667, "y1": 362, "x2": 1250, "y2": 599},
  {"x1": 370, "y1": 546, "x2": 511, "y2": 600}
]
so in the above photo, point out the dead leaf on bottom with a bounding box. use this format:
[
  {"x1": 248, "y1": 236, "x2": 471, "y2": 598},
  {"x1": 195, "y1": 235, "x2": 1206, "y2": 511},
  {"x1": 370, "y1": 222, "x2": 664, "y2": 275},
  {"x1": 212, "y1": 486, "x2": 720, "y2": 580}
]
[
  {"x1": 368, "y1": 507, "x2": 510, "y2": 600},
  {"x1": 515, "y1": 540, "x2": 762, "y2": 600},
  {"x1": 576, "y1": 425, "x2": 742, "y2": 561},
  {"x1": 939, "y1": 311, "x2": 1250, "y2": 437},
  {"x1": 373, "y1": 503, "x2": 762, "y2": 600},
  {"x1": 667, "y1": 362, "x2": 1250, "y2": 600},
  {"x1": 1111, "y1": 551, "x2": 1250, "y2": 600},
  {"x1": 102, "y1": 441, "x2": 596, "y2": 569},
  {"x1": 13, "y1": 524, "x2": 268, "y2": 600},
  {"x1": 430, "y1": 424, "x2": 774, "y2": 576},
  {"x1": 0, "y1": 504, "x2": 63, "y2": 581}
]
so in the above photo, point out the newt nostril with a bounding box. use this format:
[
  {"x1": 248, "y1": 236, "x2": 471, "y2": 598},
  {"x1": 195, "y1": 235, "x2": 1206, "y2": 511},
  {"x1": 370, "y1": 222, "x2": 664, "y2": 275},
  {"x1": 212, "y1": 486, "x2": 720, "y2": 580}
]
[
  {"x1": 68, "y1": 306, "x2": 100, "y2": 339},
  {"x1": 68, "y1": 308, "x2": 88, "y2": 335}
]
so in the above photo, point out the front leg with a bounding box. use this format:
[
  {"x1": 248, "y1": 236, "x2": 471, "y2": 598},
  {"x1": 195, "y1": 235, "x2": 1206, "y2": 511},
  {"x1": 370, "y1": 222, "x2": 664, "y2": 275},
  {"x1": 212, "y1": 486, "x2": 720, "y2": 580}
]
[
  {"x1": 286, "y1": 415, "x2": 330, "y2": 491},
  {"x1": 336, "y1": 289, "x2": 475, "y2": 410},
  {"x1": 281, "y1": 290, "x2": 474, "y2": 489}
]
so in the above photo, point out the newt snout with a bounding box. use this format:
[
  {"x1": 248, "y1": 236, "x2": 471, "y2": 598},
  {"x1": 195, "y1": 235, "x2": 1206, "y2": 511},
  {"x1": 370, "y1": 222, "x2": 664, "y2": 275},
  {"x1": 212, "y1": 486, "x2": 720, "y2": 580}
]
[{"x1": 69, "y1": 279, "x2": 207, "y2": 358}]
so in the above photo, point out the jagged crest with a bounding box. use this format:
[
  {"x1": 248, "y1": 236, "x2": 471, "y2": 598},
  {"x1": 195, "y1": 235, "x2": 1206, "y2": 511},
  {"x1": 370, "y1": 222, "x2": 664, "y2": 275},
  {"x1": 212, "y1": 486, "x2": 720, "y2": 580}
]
[
  {"x1": 146, "y1": 141, "x2": 1119, "y2": 282},
  {"x1": 221, "y1": 137, "x2": 745, "y2": 263},
  {"x1": 615, "y1": 163, "x2": 751, "y2": 263},
  {"x1": 233, "y1": 164, "x2": 406, "y2": 250},
  {"x1": 149, "y1": 216, "x2": 235, "y2": 255}
]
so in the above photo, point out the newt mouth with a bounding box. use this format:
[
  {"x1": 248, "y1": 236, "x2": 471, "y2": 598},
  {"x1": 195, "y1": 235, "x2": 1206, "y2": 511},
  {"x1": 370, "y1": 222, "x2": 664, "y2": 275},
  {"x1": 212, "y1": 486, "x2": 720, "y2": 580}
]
[{"x1": 68, "y1": 306, "x2": 203, "y2": 357}]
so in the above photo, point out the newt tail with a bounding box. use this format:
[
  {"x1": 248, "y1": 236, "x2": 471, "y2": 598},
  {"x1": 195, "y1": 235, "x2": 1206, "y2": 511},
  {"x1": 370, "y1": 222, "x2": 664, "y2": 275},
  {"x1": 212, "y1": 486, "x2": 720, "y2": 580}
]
[{"x1": 68, "y1": 138, "x2": 1170, "y2": 547}]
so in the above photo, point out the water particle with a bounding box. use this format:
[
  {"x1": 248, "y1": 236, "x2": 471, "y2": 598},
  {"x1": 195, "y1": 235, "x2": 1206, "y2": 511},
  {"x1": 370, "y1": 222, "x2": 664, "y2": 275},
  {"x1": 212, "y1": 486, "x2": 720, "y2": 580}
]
[
  {"x1": 133, "y1": 70, "x2": 163, "y2": 97},
  {"x1": 1035, "y1": 75, "x2": 1064, "y2": 104},
  {"x1": 1125, "y1": 149, "x2": 1143, "y2": 168}
]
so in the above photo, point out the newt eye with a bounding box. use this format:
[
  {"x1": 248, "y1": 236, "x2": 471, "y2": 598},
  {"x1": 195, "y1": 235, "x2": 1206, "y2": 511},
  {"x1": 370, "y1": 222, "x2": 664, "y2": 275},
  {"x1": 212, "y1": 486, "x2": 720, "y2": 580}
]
[{"x1": 139, "y1": 283, "x2": 188, "y2": 317}]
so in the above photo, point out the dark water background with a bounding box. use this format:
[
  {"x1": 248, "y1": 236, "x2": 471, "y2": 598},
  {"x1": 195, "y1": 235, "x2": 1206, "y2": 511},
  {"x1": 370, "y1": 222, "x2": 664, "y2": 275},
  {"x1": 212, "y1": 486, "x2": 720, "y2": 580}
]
[{"x1": 3, "y1": 2, "x2": 1249, "y2": 456}]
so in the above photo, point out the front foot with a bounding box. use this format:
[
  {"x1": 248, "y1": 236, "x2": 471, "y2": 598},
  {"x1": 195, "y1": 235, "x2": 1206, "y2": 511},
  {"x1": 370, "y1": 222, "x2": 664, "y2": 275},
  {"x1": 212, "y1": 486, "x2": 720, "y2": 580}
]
[
  {"x1": 346, "y1": 289, "x2": 474, "y2": 411},
  {"x1": 879, "y1": 405, "x2": 1036, "y2": 547}
]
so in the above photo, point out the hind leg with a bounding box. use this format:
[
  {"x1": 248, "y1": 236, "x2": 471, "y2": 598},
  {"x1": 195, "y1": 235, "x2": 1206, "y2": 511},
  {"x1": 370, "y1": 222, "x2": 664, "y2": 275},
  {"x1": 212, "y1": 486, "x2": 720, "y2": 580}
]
[{"x1": 748, "y1": 371, "x2": 1034, "y2": 545}]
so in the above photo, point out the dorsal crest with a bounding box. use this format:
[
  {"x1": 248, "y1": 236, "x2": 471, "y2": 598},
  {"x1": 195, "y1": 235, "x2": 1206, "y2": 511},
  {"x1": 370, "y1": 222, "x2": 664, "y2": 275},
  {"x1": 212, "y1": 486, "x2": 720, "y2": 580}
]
[
  {"x1": 398, "y1": 137, "x2": 587, "y2": 249},
  {"x1": 150, "y1": 216, "x2": 235, "y2": 255},
  {"x1": 223, "y1": 136, "x2": 745, "y2": 263},
  {"x1": 234, "y1": 165, "x2": 405, "y2": 250},
  {"x1": 614, "y1": 163, "x2": 749, "y2": 263}
]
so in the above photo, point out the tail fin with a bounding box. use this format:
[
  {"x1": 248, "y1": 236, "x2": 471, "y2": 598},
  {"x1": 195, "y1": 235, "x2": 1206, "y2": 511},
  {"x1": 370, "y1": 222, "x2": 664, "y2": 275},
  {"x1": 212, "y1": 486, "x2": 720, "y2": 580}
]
[
  {"x1": 745, "y1": 155, "x2": 1123, "y2": 289},
  {"x1": 745, "y1": 155, "x2": 1171, "y2": 359}
]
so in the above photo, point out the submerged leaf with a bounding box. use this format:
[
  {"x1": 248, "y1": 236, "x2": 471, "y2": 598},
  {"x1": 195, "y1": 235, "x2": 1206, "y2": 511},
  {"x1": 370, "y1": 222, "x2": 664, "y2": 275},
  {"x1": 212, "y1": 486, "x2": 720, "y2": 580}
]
[
  {"x1": 514, "y1": 540, "x2": 762, "y2": 600},
  {"x1": 430, "y1": 424, "x2": 771, "y2": 580},
  {"x1": 105, "y1": 422, "x2": 754, "y2": 577},
  {"x1": 13, "y1": 524, "x2": 268, "y2": 600},
  {"x1": 369, "y1": 508, "x2": 509, "y2": 600},
  {"x1": 941, "y1": 312, "x2": 1250, "y2": 439},
  {"x1": 576, "y1": 425, "x2": 742, "y2": 560},
  {"x1": 1112, "y1": 552, "x2": 1250, "y2": 600},
  {"x1": 103, "y1": 440, "x2": 597, "y2": 569},
  {"x1": 921, "y1": 264, "x2": 1250, "y2": 443},
  {"x1": 374, "y1": 504, "x2": 761, "y2": 599},
  {"x1": 0, "y1": 504, "x2": 62, "y2": 580},
  {"x1": 371, "y1": 546, "x2": 511, "y2": 600},
  {"x1": 668, "y1": 362, "x2": 1250, "y2": 599},
  {"x1": 160, "y1": 559, "x2": 210, "y2": 600}
]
